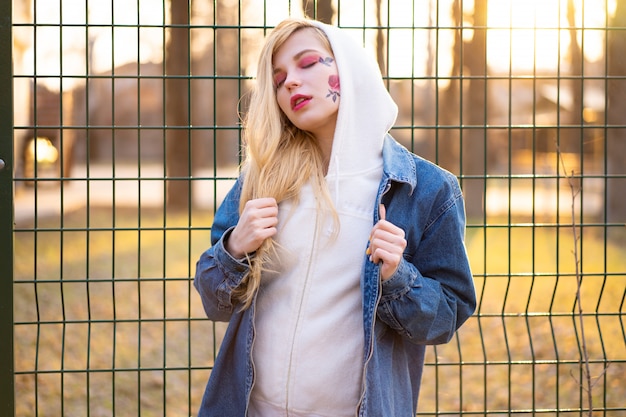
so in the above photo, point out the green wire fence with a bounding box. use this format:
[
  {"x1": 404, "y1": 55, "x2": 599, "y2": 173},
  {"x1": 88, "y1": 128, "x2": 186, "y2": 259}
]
[{"x1": 3, "y1": 0, "x2": 625, "y2": 416}]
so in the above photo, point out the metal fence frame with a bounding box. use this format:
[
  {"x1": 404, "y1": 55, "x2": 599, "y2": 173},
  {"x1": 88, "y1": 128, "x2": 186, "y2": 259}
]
[
  {"x1": 2, "y1": 0, "x2": 16, "y2": 415},
  {"x1": 5, "y1": 0, "x2": 626, "y2": 416}
]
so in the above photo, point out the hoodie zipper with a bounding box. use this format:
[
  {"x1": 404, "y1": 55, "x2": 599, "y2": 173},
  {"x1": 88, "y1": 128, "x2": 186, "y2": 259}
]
[{"x1": 284, "y1": 212, "x2": 320, "y2": 415}]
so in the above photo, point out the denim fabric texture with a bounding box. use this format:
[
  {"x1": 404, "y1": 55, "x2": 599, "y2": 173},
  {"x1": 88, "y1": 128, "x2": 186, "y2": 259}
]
[{"x1": 194, "y1": 135, "x2": 477, "y2": 417}]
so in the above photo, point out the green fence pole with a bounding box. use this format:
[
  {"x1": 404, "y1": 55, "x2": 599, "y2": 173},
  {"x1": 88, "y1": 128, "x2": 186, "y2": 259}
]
[{"x1": 0, "y1": 0, "x2": 15, "y2": 416}]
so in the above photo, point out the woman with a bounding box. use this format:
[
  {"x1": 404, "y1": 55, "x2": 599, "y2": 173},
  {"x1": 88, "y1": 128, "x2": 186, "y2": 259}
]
[{"x1": 194, "y1": 18, "x2": 476, "y2": 417}]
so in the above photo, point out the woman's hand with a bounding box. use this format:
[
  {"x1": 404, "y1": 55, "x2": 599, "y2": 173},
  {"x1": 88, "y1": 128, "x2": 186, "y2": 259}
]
[
  {"x1": 225, "y1": 197, "x2": 279, "y2": 259},
  {"x1": 367, "y1": 204, "x2": 407, "y2": 281}
]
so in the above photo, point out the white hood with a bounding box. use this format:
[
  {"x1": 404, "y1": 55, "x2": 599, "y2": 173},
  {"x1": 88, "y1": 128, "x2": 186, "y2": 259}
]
[{"x1": 312, "y1": 20, "x2": 398, "y2": 178}]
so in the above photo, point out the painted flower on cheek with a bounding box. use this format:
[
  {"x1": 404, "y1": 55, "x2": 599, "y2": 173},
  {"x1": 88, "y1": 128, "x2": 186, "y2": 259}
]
[{"x1": 326, "y1": 75, "x2": 340, "y2": 102}]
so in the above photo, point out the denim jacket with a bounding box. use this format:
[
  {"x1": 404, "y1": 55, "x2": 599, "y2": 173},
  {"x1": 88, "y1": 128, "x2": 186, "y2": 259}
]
[{"x1": 194, "y1": 135, "x2": 476, "y2": 417}]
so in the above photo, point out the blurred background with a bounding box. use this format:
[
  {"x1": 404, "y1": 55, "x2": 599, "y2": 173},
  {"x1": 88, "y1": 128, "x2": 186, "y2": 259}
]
[{"x1": 6, "y1": 0, "x2": 626, "y2": 416}]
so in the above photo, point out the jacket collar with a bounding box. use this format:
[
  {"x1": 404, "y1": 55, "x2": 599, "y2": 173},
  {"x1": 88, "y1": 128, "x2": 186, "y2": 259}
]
[{"x1": 382, "y1": 135, "x2": 417, "y2": 194}]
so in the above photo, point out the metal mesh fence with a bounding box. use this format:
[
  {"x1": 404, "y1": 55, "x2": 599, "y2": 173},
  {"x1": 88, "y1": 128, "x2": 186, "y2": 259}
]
[{"x1": 4, "y1": 0, "x2": 626, "y2": 416}]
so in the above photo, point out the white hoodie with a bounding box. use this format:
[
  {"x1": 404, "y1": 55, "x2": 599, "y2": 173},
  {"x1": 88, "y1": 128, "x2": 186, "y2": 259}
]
[{"x1": 249, "y1": 21, "x2": 398, "y2": 417}]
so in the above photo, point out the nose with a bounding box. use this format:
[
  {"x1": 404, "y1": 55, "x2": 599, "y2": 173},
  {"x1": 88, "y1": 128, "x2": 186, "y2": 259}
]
[{"x1": 283, "y1": 73, "x2": 301, "y2": 89}]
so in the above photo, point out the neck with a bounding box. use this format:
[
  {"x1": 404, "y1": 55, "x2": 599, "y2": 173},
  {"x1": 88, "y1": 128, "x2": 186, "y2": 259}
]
[
  {"x1": 313, "y1": 135, "x2": 331, "y2": 175},
  {"x1": 311, "y1": 126, "x2": 333, "y2": 166}
]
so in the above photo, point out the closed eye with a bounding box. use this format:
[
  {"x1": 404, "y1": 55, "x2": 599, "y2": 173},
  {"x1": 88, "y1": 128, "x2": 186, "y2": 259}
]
[
  {"x1": 274, "y1": 72, "x2": 286, "y2": 88},
  {"x1": 299, "y1": 55, "x2": 319, "y2": 69}
]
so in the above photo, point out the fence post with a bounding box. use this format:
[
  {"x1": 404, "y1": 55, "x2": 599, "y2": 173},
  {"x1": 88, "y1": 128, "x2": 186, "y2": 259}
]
[{"x1": 0, "y1": 0, "x2": 15, "y2": 416}]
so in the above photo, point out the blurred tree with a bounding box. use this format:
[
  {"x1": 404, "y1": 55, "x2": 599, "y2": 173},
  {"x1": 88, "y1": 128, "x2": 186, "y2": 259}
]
[
  {"x1": 564, "y1": 0, "x2": 584, "y2": 154},
  {"x1": 438, "y1": 0, "x2": 462, "y2": 174},
  {"x1": 12, "y1": 0, "x2": 32, "y2": 184},
  {"x1": 422, "y1": 0, "x2": 436, "y2": 143},
  {"x1": 375, "y1": 0, "x2": 386, "y2": 77},
  {"x1": 302, "y1": 0, "x2": 334, "y2": 23},
  {"x1": 461, "y1": 0, "x2": 488, "y2": 218},
  {"x1": 165, "y1": 0, "x2": 191, "y2": 211},
  {"x1": 214, "y1": 0, "x2": 242, "y2": 169},
  {"x1": 607, "y1": 0, "x2": 626, "y2": 223}
]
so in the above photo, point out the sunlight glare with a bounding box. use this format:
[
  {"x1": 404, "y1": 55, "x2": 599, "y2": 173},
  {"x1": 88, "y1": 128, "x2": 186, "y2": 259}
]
[
  {"x1": 487, "y1": 0, "x2": 560, "y2": 72},
  {"x1": 21, "y1": 0, "x2": 613, "y2": 91},
  {"x1": 23, "y1": 0, "x2": 164, "y2": 91},
  {"x1": 487, "y1": 0, "x2": 608, "y2": 72}
]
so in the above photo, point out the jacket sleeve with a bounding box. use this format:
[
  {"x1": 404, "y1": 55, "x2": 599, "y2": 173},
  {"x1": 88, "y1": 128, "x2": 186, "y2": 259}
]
[
  {"x1": 376, "y1": 178, "x2": 476, "y2": 345},
  {"x1": 194, "y1": 179, "x2": 250, "y2": 322}
]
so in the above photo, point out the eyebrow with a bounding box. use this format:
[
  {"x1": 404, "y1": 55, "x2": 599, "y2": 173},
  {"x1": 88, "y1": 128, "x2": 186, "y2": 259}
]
[{"x1": 272, "y1": 48, "x2": 320, "y2": 74}]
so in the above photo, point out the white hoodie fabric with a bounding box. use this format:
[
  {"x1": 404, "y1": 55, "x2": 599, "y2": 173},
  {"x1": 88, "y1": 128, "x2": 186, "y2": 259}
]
[{"x1": 249, "y1": 21, "x2": 398, "y2": 417}]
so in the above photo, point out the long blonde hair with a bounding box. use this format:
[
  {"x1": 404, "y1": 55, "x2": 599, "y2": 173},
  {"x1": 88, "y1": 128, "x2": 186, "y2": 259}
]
[{"x1": 234, "y1": 19, "x2": 338, "y2": 309}]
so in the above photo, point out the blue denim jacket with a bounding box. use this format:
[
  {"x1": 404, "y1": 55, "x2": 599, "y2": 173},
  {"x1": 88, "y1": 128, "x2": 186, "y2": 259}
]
[{"x1": 194, "y1": 135, "x2": 476, "y2": 417}]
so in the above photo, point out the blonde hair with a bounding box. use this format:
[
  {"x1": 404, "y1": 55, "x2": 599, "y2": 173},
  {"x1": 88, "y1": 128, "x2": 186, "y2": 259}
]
[{"x1": 234, "y1": 19, "x2": 339, "y2": 309}]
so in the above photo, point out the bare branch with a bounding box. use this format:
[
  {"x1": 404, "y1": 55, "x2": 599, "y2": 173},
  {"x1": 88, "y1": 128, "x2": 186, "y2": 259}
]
[{"x1": 557, "y1": 143, "x2": 594, "y2": 417}]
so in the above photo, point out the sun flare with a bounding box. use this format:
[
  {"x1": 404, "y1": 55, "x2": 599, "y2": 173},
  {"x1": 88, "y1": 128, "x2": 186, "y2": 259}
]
[
  {"x1": 487, "y1": 0, "x2": 609, "y2": 72},
  {"x1": 17, "y1": 0, "x2": 614, "y2": 89}
]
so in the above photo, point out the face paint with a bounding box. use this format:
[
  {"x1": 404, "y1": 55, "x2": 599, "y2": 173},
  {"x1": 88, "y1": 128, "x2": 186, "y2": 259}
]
[
  {"x1": 326, "y1": 75, "x2": 340, "y2": 102},
  {"x1": 318, "y1": 56, "x2": 334, "y2": 66}
]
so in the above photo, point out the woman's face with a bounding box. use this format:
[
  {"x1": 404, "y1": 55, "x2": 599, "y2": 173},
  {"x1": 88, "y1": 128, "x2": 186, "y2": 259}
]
[{"x1": 272, "y1": 28, "x2": 340, "y2": 142}]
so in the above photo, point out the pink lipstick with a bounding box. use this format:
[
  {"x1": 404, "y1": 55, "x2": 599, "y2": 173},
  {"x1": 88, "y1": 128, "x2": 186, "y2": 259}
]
[{"x1": 291, "y1": 94, "x2": 311, "y2": 111}]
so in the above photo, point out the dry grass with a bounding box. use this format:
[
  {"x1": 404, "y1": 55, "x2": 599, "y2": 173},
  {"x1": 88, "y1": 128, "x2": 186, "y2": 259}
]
[
  {"x1": 14, "y1": 206, "x2": 226, "y2": 417},
  {"x1": 14, "y1": 208, "x2": 626, "y2": 416},
  {"x1": 418, "y1": 223, "x2": 626, "y2": 416}
]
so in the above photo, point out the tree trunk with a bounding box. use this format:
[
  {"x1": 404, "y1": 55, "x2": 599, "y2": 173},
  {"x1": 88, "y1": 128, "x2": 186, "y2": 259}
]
[
  {"x1": 214, "y1": 1, "x2": 242, "y2": 168},
  {"x1": 564, "y1": 0, "x2": 584, "y2": 154},
  {"x1": 462, "y1": 0, "x2": 488, "y2": 218},
  {"x1": 607, "y1": 1, "x2": 626, "y2": 223},
  {"x1": 375, "y1": 0, "x2": 386, "y2": 76},
  {"x1": 438, "y1": 0, "x2": 462, "y2": 173},
  {"x1": 302, "y1": 0, "x2": 334, "y2": 24},
  {"x1": 165, "y1": 0, "x2": 191, "y2": 211}
]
